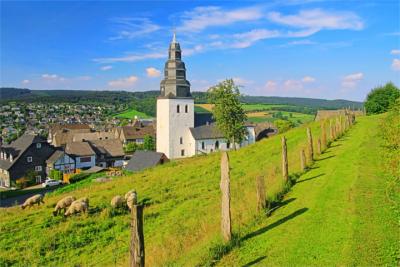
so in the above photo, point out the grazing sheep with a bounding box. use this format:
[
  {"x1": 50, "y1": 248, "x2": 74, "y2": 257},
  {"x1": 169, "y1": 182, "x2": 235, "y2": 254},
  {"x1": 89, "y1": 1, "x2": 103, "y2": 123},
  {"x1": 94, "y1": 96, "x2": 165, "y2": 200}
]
[
  {"x1": 53, "y1": 196, "x2": 76, "y2": 216},
  {"x1": 124, "y1": 190, "x2": 136, "y2": 201},
  {"x1": 64, "y1": 200, "x2": 88, "y2": 216},
  {"x1": 126, "y1": 191, "x2": 138, "y2": 211},
  {"x1": 21, "y1": 194, "x2": 44, "y2": 209},
  {"x1": 76, "y1": 197, "x2": 89, "y2": 206},
  {"x1": 110, "y1": 195, "x2": 125, "y2": 209}
]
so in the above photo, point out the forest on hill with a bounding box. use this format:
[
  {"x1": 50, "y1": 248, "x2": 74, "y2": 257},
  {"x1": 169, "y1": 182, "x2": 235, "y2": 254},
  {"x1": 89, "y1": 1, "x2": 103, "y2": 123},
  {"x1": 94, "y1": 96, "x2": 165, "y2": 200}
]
[{"x1": 0, "y1": 88, "x2": 363, "y2": 117}]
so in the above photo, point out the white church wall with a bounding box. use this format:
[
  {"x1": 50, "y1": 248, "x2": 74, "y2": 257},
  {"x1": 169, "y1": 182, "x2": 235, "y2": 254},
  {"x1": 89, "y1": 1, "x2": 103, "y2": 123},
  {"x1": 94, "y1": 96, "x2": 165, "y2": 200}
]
[{"x1": 156, "y1": 98, "x2": 194, "y2": 159}]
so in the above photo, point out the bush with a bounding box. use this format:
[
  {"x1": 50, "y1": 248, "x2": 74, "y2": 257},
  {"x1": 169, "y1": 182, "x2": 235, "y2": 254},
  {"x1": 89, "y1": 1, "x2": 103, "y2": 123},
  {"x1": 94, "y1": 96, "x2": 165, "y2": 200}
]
[
  {"x1": 365, "y1": 82, "x2": 400, "y2": 114},
  {"x1": 274, "y1": 119, "x2": 294, "y2": 133},
  {"x1": 49, "y1": 169, "x2": 63, "y2": 180},
  {"x1": 69, "y1": 172, "x2": 91, "y2": 184}
]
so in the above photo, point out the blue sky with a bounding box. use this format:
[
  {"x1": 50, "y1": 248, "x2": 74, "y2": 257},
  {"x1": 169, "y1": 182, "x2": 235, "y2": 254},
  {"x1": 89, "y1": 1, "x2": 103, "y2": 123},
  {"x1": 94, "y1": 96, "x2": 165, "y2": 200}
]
[{"x1": 1, "y1": 0, "x2": 399, "y2": 101}]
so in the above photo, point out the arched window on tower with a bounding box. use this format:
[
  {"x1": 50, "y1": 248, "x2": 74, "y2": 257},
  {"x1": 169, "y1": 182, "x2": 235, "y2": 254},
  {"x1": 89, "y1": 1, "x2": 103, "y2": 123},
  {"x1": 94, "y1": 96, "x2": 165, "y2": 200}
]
[
  {"x1": 180, "y1": 137, "x2": 183, "y2": 144},
  {"x1": 185, "y1": 105, "x2": 188, "y2": 113},
  {"x1": 177, "y1": 105, "x2": 180, "y2": 113}
]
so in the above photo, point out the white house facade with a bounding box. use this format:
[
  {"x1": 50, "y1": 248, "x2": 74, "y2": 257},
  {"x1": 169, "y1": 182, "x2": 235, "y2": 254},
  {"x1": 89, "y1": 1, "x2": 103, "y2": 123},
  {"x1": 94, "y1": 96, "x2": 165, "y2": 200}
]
[{"x1": 156, "y1": 34, "x2": 256, "y2": 159}]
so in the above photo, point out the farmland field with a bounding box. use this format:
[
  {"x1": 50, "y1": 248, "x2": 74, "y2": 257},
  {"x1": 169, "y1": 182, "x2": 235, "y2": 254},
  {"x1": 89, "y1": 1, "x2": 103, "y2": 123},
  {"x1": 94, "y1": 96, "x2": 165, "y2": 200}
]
[{"x1": 114, "y1": 108, "x2": 151, "y2": 119}]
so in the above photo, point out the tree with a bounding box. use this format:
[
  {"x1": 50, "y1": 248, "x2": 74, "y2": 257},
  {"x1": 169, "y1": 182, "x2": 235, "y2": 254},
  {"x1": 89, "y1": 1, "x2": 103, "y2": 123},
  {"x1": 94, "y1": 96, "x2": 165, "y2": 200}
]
[
  {"x1": 208, "y1": 79, "x2": 247, "y2": 149},
  {"x1": 143, "y1": 135, "x2": 155, "y2": 150},
  {"x1": 365, "y1": 82, "x2": 400, "y2": 114},
  {"x1": 274, "y1": 119, "x2": 294, "y2": 133}
]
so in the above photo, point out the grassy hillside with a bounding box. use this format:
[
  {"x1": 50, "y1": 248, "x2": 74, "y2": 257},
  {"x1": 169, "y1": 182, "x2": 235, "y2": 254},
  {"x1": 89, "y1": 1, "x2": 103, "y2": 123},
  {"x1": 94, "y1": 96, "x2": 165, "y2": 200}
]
[
  {"x1": 114, "y1": 108, "x2": 151, "y2": 119},
  {"x1": 0, "y1": 115, "x2": 396, "y2": 266},
  {"x1": 217, "y1": 114, "x2": 399, "y2": 266}
]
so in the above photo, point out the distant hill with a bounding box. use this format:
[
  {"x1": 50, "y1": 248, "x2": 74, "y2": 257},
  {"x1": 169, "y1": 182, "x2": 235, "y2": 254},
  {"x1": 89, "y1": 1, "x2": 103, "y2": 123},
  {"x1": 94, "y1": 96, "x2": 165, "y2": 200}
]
[{"x1": 0, "y1": 88, "x2": 363, "y2": 116}]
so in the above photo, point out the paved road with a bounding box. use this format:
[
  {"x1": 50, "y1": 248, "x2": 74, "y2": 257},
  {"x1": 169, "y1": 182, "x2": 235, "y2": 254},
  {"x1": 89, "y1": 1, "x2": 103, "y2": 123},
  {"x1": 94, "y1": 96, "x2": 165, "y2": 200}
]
[{"x1": 0, "y1": 186, "x2": 62, "y2": 208}]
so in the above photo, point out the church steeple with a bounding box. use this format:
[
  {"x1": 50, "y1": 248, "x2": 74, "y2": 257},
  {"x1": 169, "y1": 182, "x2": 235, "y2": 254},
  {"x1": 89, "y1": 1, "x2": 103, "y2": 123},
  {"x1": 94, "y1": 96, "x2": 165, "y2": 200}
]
[{"x1": 160, "y1": 33, "x2": 191, "y2": 98}]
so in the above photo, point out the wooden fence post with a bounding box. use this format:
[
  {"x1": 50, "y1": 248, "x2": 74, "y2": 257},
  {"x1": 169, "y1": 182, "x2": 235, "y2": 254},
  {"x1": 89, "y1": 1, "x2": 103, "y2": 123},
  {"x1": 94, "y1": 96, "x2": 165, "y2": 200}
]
[
  {"x1": 256, "y1": 176, "x2": 266, "y2": 212},
  {"x1": 306, "y1": 127, "x2": 314, "y2": 161},
  {"x1": 317, "y1": 138, "x2": 322, "y2": 155},
  {"x1": 300, "y1": 149, "x2": 306, "y2": 172},
  {"x1": 130, "y1": 204, "x2": 145, "y2": 267},
  {"x1": 329, "y1": 120, "x2": 334, "y2": 142},
  {"x1": 281, "y1": 136, "x2": 289, "y2": 183},
  {"x1": 321, "y1": 121, "x2": 327, "y2": 151},
  {"x1": 220, "y1": 152, "x2": 232, "y2": 242}
]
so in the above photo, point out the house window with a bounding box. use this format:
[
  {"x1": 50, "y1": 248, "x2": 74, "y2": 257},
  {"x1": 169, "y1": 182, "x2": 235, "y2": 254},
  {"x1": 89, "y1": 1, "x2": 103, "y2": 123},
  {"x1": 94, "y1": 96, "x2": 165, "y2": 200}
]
[
  {"x1": 227, "y1": 142, "x2": 230, "y2": 149},
  {"x1": 201, "y1": 142, "x2": 205, "y2": 150},
  {"x1": 215, "y1": 141, "x2": 219, "y2": 149},
  {"x1": 27, "y1": 156, "x2": 32, "y2": 163},
  {"x1": 185, "y1": 105, "x2": 188, "y2": 113},
  {"x1": 180, "y1": 137, "x2": 183, "y2": 144},
  {"x1": 80, "y1": 157, "x2": 92, "y2": 163},
  {"x1": 35, "y1": 166, "x2": 42, "y2": 172},
  {"x1": 35, "y1": 175, "x2": 42, "y2": 183},
  {"x1": 36, "y1": 143, "x2": 41, "y2": 149},
  {"x1": 181, "y1": 149, "x2": 185, "y2": 156},
  {"x1": 177, "y1": 105, "x2": 180, "y2": 113}
]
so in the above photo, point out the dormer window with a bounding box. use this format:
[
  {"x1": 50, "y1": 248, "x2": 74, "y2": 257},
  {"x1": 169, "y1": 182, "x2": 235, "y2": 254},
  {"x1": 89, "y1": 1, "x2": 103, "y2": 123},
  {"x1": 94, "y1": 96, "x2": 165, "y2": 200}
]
[
  {"x1": 177, "y1": 105, "x2": 180, "y2": 113},
  {"x1": 9, "y1": 154, "x2": 13, "y2": 162},
  {"x1": 36, "y1": 143, "x2": 41, "y2": 149}
]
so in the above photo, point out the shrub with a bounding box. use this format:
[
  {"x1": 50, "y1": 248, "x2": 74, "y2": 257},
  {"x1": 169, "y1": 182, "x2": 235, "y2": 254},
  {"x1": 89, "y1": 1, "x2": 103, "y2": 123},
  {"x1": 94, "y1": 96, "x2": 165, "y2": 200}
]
[
  {"x1": 69, "y1": 172, "x2": 91, "y2": 184},
  {"x1": 274, "y1": 119, "x2": 294, "y2": 133},
  {"x1": 365, "y1": 82, "x2": 400, "y2": 114}
]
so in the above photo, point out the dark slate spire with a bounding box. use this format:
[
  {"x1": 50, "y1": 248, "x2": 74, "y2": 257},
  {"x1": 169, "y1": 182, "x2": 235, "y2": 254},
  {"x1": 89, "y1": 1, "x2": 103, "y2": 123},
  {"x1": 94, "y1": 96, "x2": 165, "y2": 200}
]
[{"x1": 160, "y1": 33, "x2": 191, "y2": 98}]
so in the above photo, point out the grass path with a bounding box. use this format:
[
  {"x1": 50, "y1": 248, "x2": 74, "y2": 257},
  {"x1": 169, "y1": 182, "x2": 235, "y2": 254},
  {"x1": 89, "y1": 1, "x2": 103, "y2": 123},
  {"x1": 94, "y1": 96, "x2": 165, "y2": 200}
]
[{"x1": 217, "y1": 115, "x2": 398, "y2": 266}]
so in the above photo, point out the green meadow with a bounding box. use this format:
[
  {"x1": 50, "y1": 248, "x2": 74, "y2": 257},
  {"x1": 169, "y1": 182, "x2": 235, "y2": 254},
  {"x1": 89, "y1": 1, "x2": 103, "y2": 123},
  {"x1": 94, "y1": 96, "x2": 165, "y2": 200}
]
[
  {"x1": 0, "y1": 115, "x2": 397, "y2": 266},
  {"x1": 114, "y1": 108, "x2": 151, "y2": 119}
]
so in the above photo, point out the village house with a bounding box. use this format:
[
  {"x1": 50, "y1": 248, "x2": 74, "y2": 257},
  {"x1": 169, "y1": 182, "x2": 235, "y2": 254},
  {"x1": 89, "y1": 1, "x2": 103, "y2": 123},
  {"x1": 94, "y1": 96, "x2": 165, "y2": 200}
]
[
  {"x1": 125, "y1": 151, "x2": 168, "y2": 172},
  {"x1": 46, "y1": 149, "x2": 76, "y2": 174},
  {"x1": 0, "y1": 134, "x2": 55, "y2": 187},
  {"x1": 65, "y1": 141, "x2": 96, "y2": 170},
  {"x1": 114, "y1": 123, "x2": 156, "y2": 144},
  {"x1": 88, "y1": 139, "x2": 125, "y2": 167},
  {"x1": 48, "y1": 123, "x2": 91, "y2": 147}
]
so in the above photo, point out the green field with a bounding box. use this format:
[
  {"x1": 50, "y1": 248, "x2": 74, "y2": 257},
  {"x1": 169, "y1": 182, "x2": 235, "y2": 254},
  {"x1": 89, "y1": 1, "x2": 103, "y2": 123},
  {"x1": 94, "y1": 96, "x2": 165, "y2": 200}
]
[
  {"x1": 0, "y1": 115, "x2": 397, "y2": 266},
  {"x1": 241, "y1": 103, "x2": 294, "y2": 111},
  {"x1": 114, "y1": 108, "x2": 151, "y2": 119},
  {"x1": 247, "y1": 111, "x2": 314, "y2": 125}
]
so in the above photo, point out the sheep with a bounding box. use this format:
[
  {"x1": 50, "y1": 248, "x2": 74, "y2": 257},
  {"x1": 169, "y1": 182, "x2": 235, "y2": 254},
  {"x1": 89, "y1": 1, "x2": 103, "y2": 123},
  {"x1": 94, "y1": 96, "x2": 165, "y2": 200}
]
[
  {"x1": 124, "y1": 190, "x2": 136, "y2": 201},
  {"x1": 64, "y1": 199, "x2": 88, "y2": 217},
  {"x1": 110, "y1": 195, "x2": 125, "y2": 209},
  {"x1": 21, "y1": 194, "x2": 44, "y2": 209},
  {"x1": 76, "y1": 196, "x2": 89, "y2": 207},
  {"x1": 53, "y1": 196, "x2": 76, "y2": 216},
  {"x1": 126, "y1": 191, "x2": 138, "y2": 211}
]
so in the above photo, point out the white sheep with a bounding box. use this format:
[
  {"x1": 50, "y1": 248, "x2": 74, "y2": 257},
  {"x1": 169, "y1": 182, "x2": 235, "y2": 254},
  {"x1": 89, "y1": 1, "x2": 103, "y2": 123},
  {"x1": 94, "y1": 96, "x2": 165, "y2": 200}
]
[
  {"x1": 126, "y1": 191, "x2": 138, "y2": 211},
  {"x1": 64, "y1": 199, "x2": 88, "y2": 217},
  {"x1": 53, "y1": 196, "x2": 76, "y2": 216},
  {"x1": 76, "y1": 197, "x2": 89, "y2": 206},
  {"x1": 21, "y1": 194, "x2": 44, "y2": 209},
  {"x1": 110, "y1": 195, "x2": 125, "y2": 209},
  {"x1": 124, "y1": 190, "x2": 136, "y2": 201}
]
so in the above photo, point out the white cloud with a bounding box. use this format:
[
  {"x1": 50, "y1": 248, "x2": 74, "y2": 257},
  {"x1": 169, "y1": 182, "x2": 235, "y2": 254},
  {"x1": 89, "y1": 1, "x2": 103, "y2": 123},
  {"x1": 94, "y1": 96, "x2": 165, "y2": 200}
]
[
  {"x1": 390, "y1": 49, "x2": 400, "y2": 55},
  {"x1": 232, "y1": 77, "x2": 253, "y2": 86},
  {"x1": 268, "y1": 9, "x2": 363, "y2": 36},
  {"x1": 231, "y1": 29, "x2": 281, "y2": 48},
  {"x1": 21, "y1": 79, "x2": 30, "y2": 85},
  {"x1": 284, "y1": 79, "x2": 304, "y2": 90},
  {"x1": 108, "y1": 75, "x2": 138, "y2": 88},
  {"x1": 94, "y1": 52, "x2": 164, "y2": 63},
  {"x1": 286, "y1": 39, "x2": 317, "y2": 46},
  {"x1": 302, "y1": 76, "x2": 316, "y2": 83},
  {"x1": 109, "y1": 18, "x2": 161, "y2": 40},
  {"x1": 341, "y1": 72, "x2": 363, "y2": 88},
  {"x1": 101, "y1": 65, "x2": 113, "y2": 71},
  {"x1": 265, "y1": 80, "x2": 278, "y2": 92},
  {"x1": 177, "y1": 6, "x2": 263, "y2": 32},
  {"x1": 183, "y1": 44, "x2": 205, "y2": 56},
  {"x1": 41, "y1": 74, "x2": 66, "y2": 82},
  {"x1": 392, "y1": 59, "x2": 400, "y2": 71},
  {"x1": 146, "y1": 67, "x2": 161, "y2": 78}
]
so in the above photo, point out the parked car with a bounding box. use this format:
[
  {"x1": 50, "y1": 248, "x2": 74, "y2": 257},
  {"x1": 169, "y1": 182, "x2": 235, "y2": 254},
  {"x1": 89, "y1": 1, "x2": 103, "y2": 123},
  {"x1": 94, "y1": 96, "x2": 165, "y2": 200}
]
[{"x1": 42, "y1": 178, "x2": 62, "y2": 188}]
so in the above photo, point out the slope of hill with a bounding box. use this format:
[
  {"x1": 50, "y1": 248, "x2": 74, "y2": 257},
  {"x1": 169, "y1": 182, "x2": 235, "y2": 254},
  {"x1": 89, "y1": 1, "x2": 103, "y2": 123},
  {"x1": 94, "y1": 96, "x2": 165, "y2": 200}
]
[
  {"x1": 217, "y1": 114, "x2": 398, "y2": 266},
  {"x1": 0, "y1": 115, "x2": 394, "y2": 266}
]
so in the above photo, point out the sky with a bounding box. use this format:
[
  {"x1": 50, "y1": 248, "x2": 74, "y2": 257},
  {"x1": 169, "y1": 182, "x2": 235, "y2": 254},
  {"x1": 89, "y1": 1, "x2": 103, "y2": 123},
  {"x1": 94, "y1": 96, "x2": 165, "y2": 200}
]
[{"x1": 1, "y1": 0, "x2": 399, "y2": 101}]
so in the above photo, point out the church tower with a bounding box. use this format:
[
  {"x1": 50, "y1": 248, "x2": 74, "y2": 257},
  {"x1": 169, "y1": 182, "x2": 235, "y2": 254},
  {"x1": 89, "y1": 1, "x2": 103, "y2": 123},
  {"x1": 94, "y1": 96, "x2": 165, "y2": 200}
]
[{"x1": 156, "y1": 33, "x2": 195, "y2": 159}]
